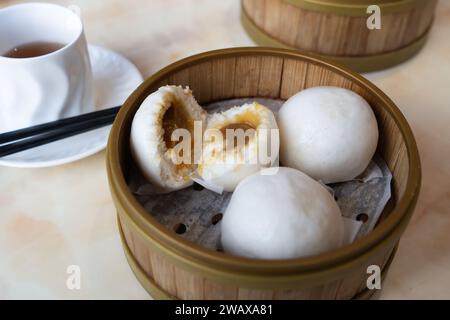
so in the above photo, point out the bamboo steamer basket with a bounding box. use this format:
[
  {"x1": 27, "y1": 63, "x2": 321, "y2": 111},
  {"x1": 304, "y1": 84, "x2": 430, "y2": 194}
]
[
  {"x1": 107, "y1": 47, "x2": 421, "y2": 300},
  {"x1": 241, "y1": 0, "x2": 438, "y2": 72}
]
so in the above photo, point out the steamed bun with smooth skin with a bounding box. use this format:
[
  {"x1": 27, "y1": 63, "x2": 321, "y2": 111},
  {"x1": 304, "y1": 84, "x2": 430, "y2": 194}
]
[
  {"x1": 279, "y1": 86, "x2": 379, "y2": 184},
  {"x1": 221, "y1": 167, "x2": 344, "y2": 260},
  {"x1": 130, "y1": 86, "x2": 206, "y2": 193}
]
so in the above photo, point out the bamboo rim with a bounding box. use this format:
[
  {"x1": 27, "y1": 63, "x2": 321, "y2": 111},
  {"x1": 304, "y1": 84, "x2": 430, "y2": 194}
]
[
  {"x1": 241, "y1": 4, "x2": 431, "y2": 73},
  {"x1": 107, "y1": 47, "x2": 421, "y2": 281},
  {"x1": 284, "y1": 0, "x2": 427, "y2": 16},
  {"x1": 118, "y1": 215, "x2": 398, "y2": 300},
  {"x1": 113, "y1": 184, "x2": 412, "y2": 288}
]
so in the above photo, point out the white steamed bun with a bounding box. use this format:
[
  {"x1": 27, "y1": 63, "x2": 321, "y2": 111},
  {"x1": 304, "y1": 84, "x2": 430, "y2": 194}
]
[
  {"x1": 278, "y1": 86, "x2": 379, "y2": 184},
  {"x1": 221, "y1": 167, "x2": 344, "y2": 259}
]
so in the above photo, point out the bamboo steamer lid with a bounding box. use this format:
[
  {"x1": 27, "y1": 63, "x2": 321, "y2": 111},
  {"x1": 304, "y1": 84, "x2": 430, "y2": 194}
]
[{"x1": 241, "y1": 0, "x2": 438, "y2": 72}]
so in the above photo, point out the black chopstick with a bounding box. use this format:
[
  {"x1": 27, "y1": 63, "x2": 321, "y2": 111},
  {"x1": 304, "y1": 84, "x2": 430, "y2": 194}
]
[
  {"x1": 0, "y1": 107, "x2": 121, "y2": 158},
  {"x1": 0, "y1": 115, "x2": 115, "y2": 157},
  {"x1": 0, "y1": 106, "x2": 121, "y2": 144}
]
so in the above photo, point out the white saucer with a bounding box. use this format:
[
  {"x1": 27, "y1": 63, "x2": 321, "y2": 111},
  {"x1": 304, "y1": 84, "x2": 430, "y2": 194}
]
[{"x1": 0, "y1": 45, "x2": 143, "y2": 168}]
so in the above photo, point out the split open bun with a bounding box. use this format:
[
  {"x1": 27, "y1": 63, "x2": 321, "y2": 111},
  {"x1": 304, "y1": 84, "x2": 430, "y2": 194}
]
[
  {"x1": 130, "y1": 86, "x2": 206, "y2": 193},
  {"x1": 198, "y1": 102, "x2": 279, "y2": 192}
]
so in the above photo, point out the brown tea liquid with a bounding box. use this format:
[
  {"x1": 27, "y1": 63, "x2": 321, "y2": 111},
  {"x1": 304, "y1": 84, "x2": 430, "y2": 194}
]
[{"x1": 3, "y1": 41, "x2": 65, "y2": 58}]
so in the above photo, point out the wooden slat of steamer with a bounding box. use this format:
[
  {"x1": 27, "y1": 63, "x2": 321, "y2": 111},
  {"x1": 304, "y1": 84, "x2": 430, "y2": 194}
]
[
  {"x1": 343, "y1": 16, "x2": 371, "y2": 56},
  {"x1": 382, "y1": 11, "x2": 411, "y2": 53},
  {"x1": 317, "y1": 13, "x2": 351, "y2": 56},
  {"x1": 174, "y1": 267, "x2": 205, "y2": 299},
  {"x1": 375, "y1": 110, "x2": 408, "y2": 198},
  {"x1": 273, "y1": 288, "x2": 314, "y2": 300},
  {"x1": 279, "y1": 58, "x2": 308, "y2": 100},
  {"x1": 390, "y1": 142, "x2": 409, "y2": 199},
  {"x1": 131, "y1": 234, "x2": 153, "y2": 278},
  {"x1": 305, "y1": 63, "x2": 354, "y2": 89},
  {"x1": 293, "y1": 6, "x2": 322, "y2": 52},
  {"x1": 189, "y1": 61, "x2": 213, "y2": 104},
  {"x1": 245, "y1": 0, "x2": 266, "y2": 27},
  {"x1": 238, "y1": 288, "x2": 274, "y2": 300},
  {"x1": 234, "y1": 55, "x2": 261, "y2": 97},
  {"x1": 120, "y1": 217, "x2": 135, "y2": 254},
  {"x1": 119, "y1": 218, "x2": 154, "y2": 287},
  {"x1": 121, "y1": 218, "x2": 231, "y2": 300},
  {"x1": 333, "y1": 271, "x2": 368, "y2": 300},
  {"x1": 397, "y1": 0, "x2": 437, "y2": 47},
  {"x1": 334, "y1": 250, "x2": 390, "y2": 299},
  {"x1": 365, "y1": 9, "x2": 417, "y2": 55},
  {"x1": 366, "y1": 26, "x2": 390, "y2": 55},
  {"x1": 365, "y1": 12, "x2": 408, "y2": 55},
  {"x1": 119, "y1": 216, "x2": 154, "y2": 279},
  {"x1": 349, "y1": 82, "x2": 375, "y2": 104},
  {"x1": 243, "y1": 0, "x2": 437, "y2": 56},
  {"x1": 203, "y1": 279, "x2": 238, "y2": 299},
  {"x1": 120, "y1": 221, "x2": 174, "y2": 295},
  {"x1": 211, "y1": 57, "x2": 237, "y2": 101},
  {"x1": 257, "y1": 56, "x2": 284, "y2": 98},
  {"x1": 337, "y1": 239, "x2": 399, "y2": 299},
  {"x1": 263, "y1": 0, "x2": 282, "y2": 37},
  {"x1": 355, "y1": 245, "x2": 397, "y2": 295},
  {"x1": 169, "y1": 68, "x2": 190, "y2": 87},
  {"x1": 272, "y1": 279, "x2": 342, "y2": 299},
  {"x1": 314, "y1": 280, "x2": 342, "y2": 299},
  {"x1": 277, "y1": 0, "x2": 303, "y2": 47},
  {"x1": 404, "y1": 6, "x2": 424, "y2": 45},
  {"x1": 147, "y1": 249, "x2": 178, "y2": 297}
]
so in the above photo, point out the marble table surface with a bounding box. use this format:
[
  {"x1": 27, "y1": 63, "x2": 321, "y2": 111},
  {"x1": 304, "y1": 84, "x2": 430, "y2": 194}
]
[{"x1": 1, "y1": 0, "x2": 449, "y2": 299}]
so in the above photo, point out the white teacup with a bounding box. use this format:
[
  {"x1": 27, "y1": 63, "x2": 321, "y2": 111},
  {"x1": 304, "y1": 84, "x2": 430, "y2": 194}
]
[{"x1": 0, "y1": 3, "x2": 94, "y2": 133}]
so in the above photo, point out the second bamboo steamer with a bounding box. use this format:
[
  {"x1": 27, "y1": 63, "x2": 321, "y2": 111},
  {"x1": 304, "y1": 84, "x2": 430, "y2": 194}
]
[{"x1": 241, "y1": 0, "x2": 438, "y2": 72}]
